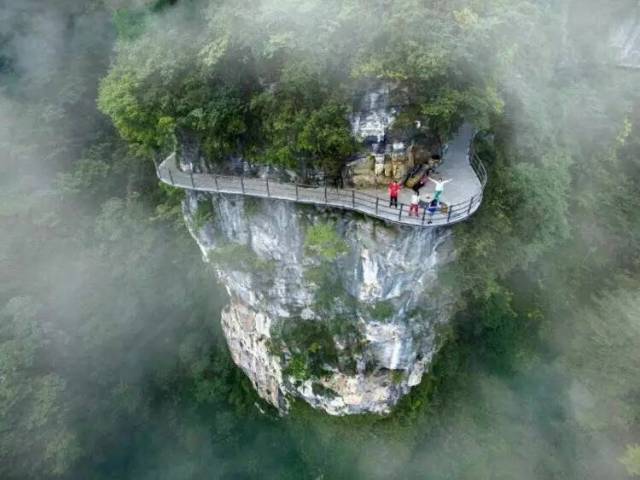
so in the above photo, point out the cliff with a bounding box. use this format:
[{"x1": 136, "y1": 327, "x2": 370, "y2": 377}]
[{"x1": 183, "y1": 191, "x2": 458, "y2": 415}]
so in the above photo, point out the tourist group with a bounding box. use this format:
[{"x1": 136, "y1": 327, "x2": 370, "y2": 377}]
[{"x1": 387, "y1": 173, "x2": 451, "y2": 224}]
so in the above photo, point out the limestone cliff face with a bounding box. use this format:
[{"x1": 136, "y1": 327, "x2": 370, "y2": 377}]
[{"x1": 183, "y1": 191, "x2": 458, "y2": 415}]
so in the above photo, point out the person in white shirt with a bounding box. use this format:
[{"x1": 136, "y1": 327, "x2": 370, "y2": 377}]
[
  {"x1": 409, "y1": 192, "x2": 420, "y2": 217},
  {"x1": 428, "y1": 177, "x2": 452, "y2": 201}
]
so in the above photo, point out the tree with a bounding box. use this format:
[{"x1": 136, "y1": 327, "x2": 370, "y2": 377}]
[
  {"x1": 621, "y1": 444, "x2": 640, "y2": 477},
  {"x1": 0, "y1": 297, "x2": 80, "y2": 479}
]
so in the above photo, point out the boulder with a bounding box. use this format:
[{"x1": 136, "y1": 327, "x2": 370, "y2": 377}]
[
  {"x1": 352, "y1": 173, "x2": 380, "y2": 188},
  {"x1": 394, "y1": 163, "x2": 408, "y2": 181},
  {"x1": 383, "y1": 161, "x2": 393, "y2": 177}
]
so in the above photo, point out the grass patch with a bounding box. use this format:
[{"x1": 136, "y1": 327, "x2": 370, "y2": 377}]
[
  {"x1": 304, "y1": 221, "x2": 348, "y2": 260},
  {"x1": 391, "y1": 370, "x2": 405, "y2": 385},
  {"x1": 369, "y1": 301, "x2": 395, "y2": 322},
  {"x1": 192, "y1": 200, "x2": 214, "y2": 230}
]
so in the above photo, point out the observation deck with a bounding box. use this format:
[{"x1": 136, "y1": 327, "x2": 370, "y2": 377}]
[{"x1": 156, "y1": 124, "x2": 487, "y2": 227}]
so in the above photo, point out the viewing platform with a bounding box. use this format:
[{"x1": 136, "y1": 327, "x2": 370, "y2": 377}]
[{"x1": 156, "y1": 124, "x2": 487, "y2": 227}]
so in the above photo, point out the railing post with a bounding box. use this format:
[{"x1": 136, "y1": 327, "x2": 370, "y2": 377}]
[
  {"x1": 375, "y1": 197, "x2": 379, "y2": 215},
  {"x1": 168, "y1": 168, "x2": 174, "y2": 185},
  {"x1": 467, "y1": 196, "x2": 474, "y2": 214},
  {"x1": 189, "y1": 170, "x2": 195, "y2": 188},
  {"x1": 240, "y1": 176, "x2": 245, "y2": 194},
  {"x1": 351, "y1": 190, "x2": 355, "y2": 208},
  {"x1": 214, "y1": 175, "x2": 219, "y2": 190},
  {"x1": 266, "y1": 177, "x2": 270, "y2": 197},
  {"x1": 398, "y1": 203, "x2": 403, "y2": 221},
  {"x1": 295, "y1": 183, "x2": 299, "y2": 201},
  {"x1": 447, "y1": 205, "x2": 453, "y2": 223},
  {"x1": 324, "y1": 184, "x2": 328, "y2": 204}
]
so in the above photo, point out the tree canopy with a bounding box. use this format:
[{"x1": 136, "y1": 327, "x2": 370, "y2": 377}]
[{"x1": 98, "y1": 0, "x2": 545, "y2": 172}]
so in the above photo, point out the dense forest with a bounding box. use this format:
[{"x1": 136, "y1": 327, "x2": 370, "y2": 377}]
[{"x1": 1, "y1": 0, "x2": 640, "y2": 479}]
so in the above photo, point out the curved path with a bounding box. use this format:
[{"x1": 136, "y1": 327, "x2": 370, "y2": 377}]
[{"x1": 157, "y1": 124, "x2": 487, "y2": 227}]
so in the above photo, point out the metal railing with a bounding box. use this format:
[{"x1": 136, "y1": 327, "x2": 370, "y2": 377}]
[
  {"x1": 470, "y1": 148, "x2": 488, "y2": 189},
  {"x1": 156, "y1": 151, "x2": 487, "y2": 228}
]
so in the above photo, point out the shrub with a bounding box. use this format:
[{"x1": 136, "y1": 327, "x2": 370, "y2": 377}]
[
  {"x1": 304, "y1": 222, "x2": 348, "y2": 260},
  {"x1": 192, "y1": 201, "x2": 214, "y2": 230},
  {"x1": 278, "y1": 320, "x2": 339, "y2": 380},
  {"x1": 369, "y1": 301, "x2": 395, "y2": 322}
]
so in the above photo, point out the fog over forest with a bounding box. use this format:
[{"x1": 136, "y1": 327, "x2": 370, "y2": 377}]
[{"x1": 1, "y1": 1, "x2": 640, "y2": 479}]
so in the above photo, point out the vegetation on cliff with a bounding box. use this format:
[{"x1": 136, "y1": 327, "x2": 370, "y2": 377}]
[
  {"x1": 97, "y1": 0, "x2": 518, "y2": 174},
  {"x1": 2, "y1": 0, "x2": 640, "y2": 479}
]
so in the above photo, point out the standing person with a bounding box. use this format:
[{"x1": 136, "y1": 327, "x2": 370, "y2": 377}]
[
  {"x1": 388, "y1": 180, "x2": 401, "y2": 208},
  {"x1": 428, "y1": 176, "x2": 452, "y2": 202},
  {"x1": 412, "y1": 175, "x2": 427, "y2": 194},
  {"x1": 427, "y1": 198, "x2": 439, "y2": 224},
  {"x1": 409, "y1": 191, "x2": 420, "y2": 217}
]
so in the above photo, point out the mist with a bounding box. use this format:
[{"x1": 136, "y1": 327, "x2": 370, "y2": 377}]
[{"x1": 2, "y1": 0, "x2": 640, "y2": 479}]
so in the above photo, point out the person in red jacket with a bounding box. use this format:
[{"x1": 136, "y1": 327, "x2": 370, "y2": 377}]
[{"x1": 388, "y1": 180, "x2": 401, "y2": 208}]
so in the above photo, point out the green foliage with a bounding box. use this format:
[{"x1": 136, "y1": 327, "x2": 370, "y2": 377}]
[
  {"x1": 152, "y1": 182, "x2": 186, "y2": 226},
  {"x1": 391, "y1": 370, "x2": 405, "y2": 385},
  {"x1": 621, "y1": 444, "x2": 640, "y2": 477},
  {"x1": 304, "y1": 222, "x2": 348, "y2": 261},
  {"x1": 423, "y1": 86, "x2": 504, "y2": 137},
  {"x1": 192, "y1": 200, "x2": 214, "y2": 230},
  {"x1": 0, "y1": 297, "x2": 81, "y2": 478},
  {"x1": 298, "y1": 103, "x2": 357, "y2": 176},
  {"x1": 285, "y1": 353, "x2": 312, "y2": 382},
  {"x1": 56, "y1": 158, "x2": 110, "y2": 196},
  {"x1": 250, "y1": 68, "x2": 355, "y2": 173},
  {"x1": 559, "y1": 284, "x2": 640, "y2": 431},
  {"x1": 98, "y1": 71, "x2": 176, "y2": 154},
  {"x1": 99, "y1": 0, "x2": 537, "y2": 171},
  {"x1": 279, "y1": 320, "x2": 339, "y2": 381},
  {"x1": 369, "y1": 301, "x2": 395, "y2": 322},
  {"x1": 113, "y1": 9, "x2": 148, "y2": 41}
]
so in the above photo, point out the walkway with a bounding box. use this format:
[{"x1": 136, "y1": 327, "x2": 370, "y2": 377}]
[
  {"x1": 156, "y1": 124, "x2": 487, "y2": 227},
  {"x1": 360, "y1": 123, "x2": 483, "y2": 212}
]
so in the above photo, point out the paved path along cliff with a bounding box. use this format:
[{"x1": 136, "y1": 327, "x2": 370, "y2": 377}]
[{"x1": 158, "y1": 123, "x2": 487, "y2": 227}]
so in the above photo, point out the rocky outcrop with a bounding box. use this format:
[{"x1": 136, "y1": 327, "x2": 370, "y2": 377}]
[
  {"x1": 183, "y1": 191, "x2": 457, "y2": 415},
  {"x1": 344, "y1": 84, "x2": 442, "y2": 189},
  {"x1": 350, "y1": 84, "x2": 398, "y2": 144}
]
